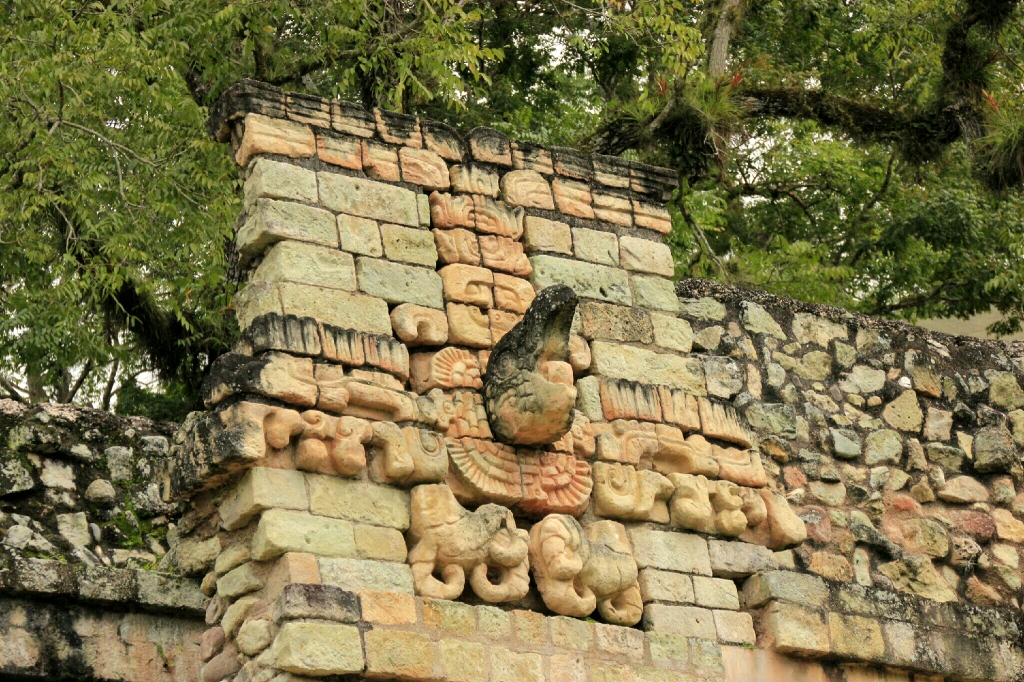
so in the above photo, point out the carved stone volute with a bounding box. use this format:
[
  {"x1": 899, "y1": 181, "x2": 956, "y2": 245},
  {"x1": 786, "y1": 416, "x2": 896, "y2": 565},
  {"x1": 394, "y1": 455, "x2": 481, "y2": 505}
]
[{"x1": 483, "y1": 284, "x2": 579, "y2": 445}]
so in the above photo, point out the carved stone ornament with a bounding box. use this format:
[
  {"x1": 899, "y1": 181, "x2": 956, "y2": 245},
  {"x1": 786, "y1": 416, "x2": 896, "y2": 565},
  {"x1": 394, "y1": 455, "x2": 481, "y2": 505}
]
[
  {"x1": 407, "y1": 484, "x2": 531, "y2": 603},
  {"x1": 592, "y1": 461, "x2": 674, "y2": 523},
  {"x1": 528, "y1": 516, "x2": 642, "y2": 626},
  {"x1": 667, "y1": 474, "x2": 805, "y2": 549},
  {"x1": 483, "y1": 284, "x2": 579, "y2": 445}
]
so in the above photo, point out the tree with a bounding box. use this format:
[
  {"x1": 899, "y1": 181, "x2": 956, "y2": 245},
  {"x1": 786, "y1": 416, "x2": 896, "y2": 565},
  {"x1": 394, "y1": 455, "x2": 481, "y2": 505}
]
[{"x1": 2, "y1": 0, "x2": 1023, "y2": 416}]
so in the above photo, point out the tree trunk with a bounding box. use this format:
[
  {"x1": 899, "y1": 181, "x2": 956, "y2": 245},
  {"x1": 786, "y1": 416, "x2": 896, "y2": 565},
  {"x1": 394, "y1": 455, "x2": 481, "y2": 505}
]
[{"x1": 709, "y1": 0, "x2": 742, "y2": 78}]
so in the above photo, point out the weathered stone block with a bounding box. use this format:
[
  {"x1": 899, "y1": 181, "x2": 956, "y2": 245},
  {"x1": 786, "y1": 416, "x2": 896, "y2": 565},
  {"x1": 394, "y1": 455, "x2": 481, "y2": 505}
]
[
  {"x1": 238, "y1": 199, "x2": 338, "y2": 261},
  {"x1": 319, "y1": 172, "x2": 419, "y2": 226},
  {"x1": 277, "y1": 282, "x2": 392, "y2": 334},
  {"x1": 360, "y1": 590, "x2": 418, "y2": 624},
  {"x1": 590, "y1": 341, "x2": 706, "y2": 394},
  {"x1": 740, "y1": 301, "x2": 786, "y2": 339},
  {"x1": 440, "y1": 263, "x2": 494, "y2": 307},
  {"x1": 714, "y1": 609, "x2": 756, "y2": 645},
  {"x1": 380, "y1": 223, "x2": 438, "y2": 266},
  {"x1": 307, "y1": 475, "x2": 411, "y2": 529},
  {"x1": 220, "y1": 468, "x2": 309, "y2": 531},
  {"x1": 638, "y1": 568, "x2": 694, "y2": 604},
  {"x1": 354, "y1": 523, "x2": 407, "y2": 561},
  {"x1": 708, "y1": 540, "x2": 777, "y2": 579},
  {"x1": 252, "y1": 509, "x2": 356, "y2": 561},
  {"x1": 274, "y1": 583, "x2": 361, "y2": 622},
  {"x1": 742, "y1": 571, "x2": 828, "y2": 608},
  {"x1": 530, "y1": 255, "x2": 632, "y2": 305},
  {"x1": 447, "y1": 302, "x2": 492, "y2": 348},
  {"x1": 572, "y1": 228, "x2": 619, "y2": 266},
  {"x1": 692, "y1": 576, "x2": 740, "y2": 610},
  {"x1": 272, "y1": 621, "x2": 364, "y2": 675},
  {"x1": 631, "y1": 275, "x2": 679, "y2": 312},
  {"x1": 237, "y1": 113, "x2": 315, "y2": 166},
  {"x1": 244, "y1": 158, "x2": 318, "y2": 209},
  {"x1": 338, "y1": 213, "x2": 383, "y2": 256},
  {"x1": 650, "y1": 313, "x2": 692, "y2": 353},
  {"x1": 642, "y1": 604, "x2": 716, "y2": 639},
  {"x1": 251, "y1": 240, "x2": 357, "y2": 291},
  {"x1": 356, "y1": 257, "x2": 444, "y2": 309},
  {"x1": 317, "y1": 133, "x2": 362, "y2": 169},
  {"x1": 628, "y1": 528, "x2": 711, "y2": 575},
  {"x1": 216, "y1": 562, "x2": 263, "y2": 598},
  {"x1": 619, "y1": 236, "x2": 673, "y2": 276},
  {"x1": 399, "y1": 147, "x2": 450, "y2": 190},
  {"x1": 828, "y1": 612, "x2": 884, "y2": 660},
  {"x1": 501, "y1": 170, "x2": 554, "y2": 209},
  {"x1": 318, "y1": 556, "x2": 415, "y2": 593},
  {"x1": 391, "y1": 303, "x2": 449, "y2": 346},
  {"x1": 760, "y1": 601, "x2": 829, "y2": 656},
  {"x1": 439, "y1": 639, "x2": 488, "y2": 682},
  {"x1": 523, "y1": 216, "x2": 572, "y2": 254}
]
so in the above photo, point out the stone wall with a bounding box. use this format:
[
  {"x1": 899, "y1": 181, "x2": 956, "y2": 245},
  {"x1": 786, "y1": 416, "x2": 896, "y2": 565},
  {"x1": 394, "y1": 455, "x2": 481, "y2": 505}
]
[
  {"x1": 0, "y1": 401, "x2": 207, "y2": 679},
  {"x1": 5, "y1": 77, "x2": 1024, "y2": 681}
]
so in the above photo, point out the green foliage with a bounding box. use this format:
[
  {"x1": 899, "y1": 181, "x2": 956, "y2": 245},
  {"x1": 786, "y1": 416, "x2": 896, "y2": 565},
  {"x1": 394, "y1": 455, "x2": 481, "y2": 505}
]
[{"x1": 2, "y1": 0, "x2": 1024, "y2": 415}]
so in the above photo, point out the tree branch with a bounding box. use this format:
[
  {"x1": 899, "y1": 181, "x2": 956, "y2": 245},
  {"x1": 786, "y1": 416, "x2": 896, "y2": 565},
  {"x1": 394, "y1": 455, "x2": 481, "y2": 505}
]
[{"x1": 0, "y1": 375, "x2": 26, "y2": 403}]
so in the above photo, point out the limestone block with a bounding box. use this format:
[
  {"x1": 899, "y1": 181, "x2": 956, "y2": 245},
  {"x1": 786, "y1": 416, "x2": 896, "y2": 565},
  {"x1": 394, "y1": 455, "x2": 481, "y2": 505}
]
[
  {"x1": 56, "y1": 512, "x2": 90, "y2": 549},
  {"x1": 593, "y1": 191, "x2": 632, "y2": 226},
  {"x1": 619, "y1": 236, "x2": 673, "y2": 276},
  {"x1": 572, "y1": 228, "x2": 619, "y2": 266},
  {"x1": 407, "y1": 484, "x2": 530, "y2": 602},
  {"x1": 523, "y1": 215, "x2": 572, "y2": 254},
  {"x1": 251, "y1": 509, "x2": 356, "y2": 561},
  {"x1": 381, "y1": 223, "x2": 438, "y2": 266},
  {"x1": 450, "y1": 163, "x2": 500, "y2": 196},
  {"x1": 480, "y1": 235, "x2": 532, "y2": 276},
  {"x1": 319, "y1": 556, "x2": 415, "y2": 593},
  {"x1": 251, "y1": 240, "x2": 356, "y2": 291},
  {"x1": 740, "y1": 301, "x2": 786, "y2": 339},
  {"x1": 474, "y1": 195, "x2": 524, "y2": 238},
  {"x1": 360, "y1": 139, "x2": 400, "y2": 181},
  {"x1": 277, "y1": 282, "x2": 392, "y2": 334},
  {"x1": 220, "y1": 595, "x2": 258, "y2": 637},
  {"x1": 501, "y1": 169, "x2": 554, "y2": 209},
  {"x1": 651, "y1": 313, "x2": 693, "y2": 353},
  {"x1": 633, "y1": 199, "x2": 672, "y2": 233},
  {"x1": 319, "y1": 171, "x2": 419, "y2": 226},
  {"x1": 423, "y1": 120, "x2": 466, "y2": 161},
  {"x1": 355, "y1": 523, "x2": 408, "y2": 561},
  {"x1": 989, "y1": 370, "x2": 1024, "y2": 410},
  {"x1": 391, "y1": 303, "x2": 449, "y2": 345},
  {"x1": 434, "y1": 228, "x2": 481, "y2": 265},
  {"x1": 631, "y1": 274, "x2": 679, "y2": 312},
  {"x1": 642, "y1": 604, "x2": 716, "y2": 639},
  {"x1": 400, "y1": 147, "x2": 450, "y2": 190},
  {"x1": 374, "y1": 109, "x2": 421, "y2": 146},
  {"x1": 308, "y1": 475, "x2": 411, "y2": 529},
  {"x1": 317, "y1": 133, "x2": 362, "y2": 169},
  {"x1": 714, "y1": 610, "x2": 756, "y2": 645},
  {"x1": 219, "y1": 467, "x2": 309, "y2": 531},
  {"x1": 864, "y1": 429, "x2": 903, "y2": 466},
  {"x1": 365, "y1": 630, "x2": 437, "y2": 679},
  {"x1": 638, "y1": 568, "x2": 695, "y2": 604},
  {"x1": 244, "y1": 158, "x2": 318, "y2": 210},
  {"x1": 708, "y1": 539, "x2": 777, "y2": 579},
  {"x1": 365, "y1": 421, "x2": 448, "y2": 486},
  {"x1": 791, "y1": 313, "x2": 848, "y2": 347},
  {"x1": 236, "y1": 113, "x2": 315, "y2": 166},
  {"x1": 440, "y1": 263, "x2": 494, "y2": 307},
  {"x1": 628, "y1": 527, "x2": 712, "y2": 575},
  {"x1": 356, "y1": 257, "x2": 443, "y2": 308},
  {"x1": 742, "y1": 570, "x2": 828, "y2": 608},
  {"x1": 236, "y1": 619, "x2": 276, "y2": 656},
  {"x1": 429, "y1": 192, "x2": 476, "y2": 228},
  {"x1": 760, "y1": 602, "x2": 830, "y2": 656},
  {"x1": 552, "y1": 177, "x2": 595, "y2": 218},
  {"x1": 337, "y1": 214, "x2": 383, "y2": 256},
  {"x1": 410, "y1": 348, "x2": 483, "y2": 392},
  {"x1": 272, "y1": 621, "x2": 364, "y2": 675},
  {"x1": 530, "y1": 255, "x2": 632, "y2": 305},
  {"x1": 237, "y1": 199, "x2": 338, "y2": 262},
  {"x1": 590, "y1": 341, "x2": 706, "y2": 394},
  {"x1": 493, "y1": 273, "x2": 536, "y2": 314},
  {"x1": 680, "y1": 296, "x2": 727, "y2": 321},
  {"x1": 974, "y1": 426, "x2": 1018, "y2": 473},
  {"x1": 529, "y1": 516, "x2": 643, "y2": 625},
  {"x1": 937, "y1": 476, "x2": 989, "y2": 503},
  {"x1": 217, "y1": 562, "x2": 264, "y2": 598},
  {"x1": 692, "y1": 576, "x2": 740, "y2": 610},
  {"x1": 360, "y1": 590, "x2": 418, "y2": 624}
]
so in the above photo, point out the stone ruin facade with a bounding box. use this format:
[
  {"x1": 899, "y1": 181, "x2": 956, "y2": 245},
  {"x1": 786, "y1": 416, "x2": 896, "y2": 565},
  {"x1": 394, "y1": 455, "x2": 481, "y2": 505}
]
[{"x1": 3, "y1": 80, "x2": 1024, "y2": 682}]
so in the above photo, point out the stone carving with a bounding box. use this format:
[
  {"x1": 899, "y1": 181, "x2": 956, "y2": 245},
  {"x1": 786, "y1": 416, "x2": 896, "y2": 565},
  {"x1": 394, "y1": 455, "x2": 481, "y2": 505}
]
[
  {"x1": 315, "y1": 366, "x2": 417, "y2": 422},
  {"x1": 440, "y1": 264, "x2": 494, "y2": 308},
  {"x1": 667, "y1": 474, "x2": 805, "y2": 549},
  {"x1": 474, "y1": 196, "x2": 523, "y2": 239},
  {"x1": 390, "y1": 304, "x2": 449, "y2": 346},
  {"x1": 293, "y1": 412, "x2": 372, "y2": 476},
  {"x1": 429, "y1": 192, "x2": 475, "y2": 228},
  {"x1": 433, "y1": 228, "x2": 481, "y2": 265},
  {"x1": 492, "y1": 273, "x2": 535, "y2": 314},
  {"x1": 698, "y1": 398, "x2": 752, "y2": 448},
  {"x1": 499, "y1": 169, "x2": 555, "y2": 210},
  {"x1": 407, "y1": 484, "x2": 530, "y2": 602},
  {"x1": 713, "y1": 443, "x2": 768, "y2": 488},
  {"x1": 321, "y1": 325, "x2": 410, "y2": 380},
  {"x1": 203, "y1": 352, "x2": 317, "y2": 408},
  {"x1": 551, "y1": 412, "x2": 597, "y2": 460},
  {"x1": 595, "y1": 421, "x2": 659, "y2": 465},
  {"x1": 652, "y1": 432, "x2": 720, "y2": 477},
  {"x1": 446, "y1": 436, "x2": 522, "y2": 506},
  {"x1": 410, "y1": 348, "x2": 483, "y2": 393},
  {"x1": 483, "y1": 284, "x2": 579, "y2": 445},
  {"x1": 368, "y1": 423, "x2": 448, "y2": 486},
  {"x1": 592, "y1": 462, "x2": 674, "y2": 523},
  {"x1": 600, "y1": 379, "x2": 662, "y2": 422},
  {"x1": 433, "y1": 390, "x2": 493, "y2": 439},
  {"x1": 488, "y1": 309, "x2": 522, "y2": 345},
  {"x1": 519, "y1": 451, "x2": 593, "y2": 517},
  {"x1": 658, "y1": 386, "x2": 701, "y2": 432},
  {"x1": 528, "y1": 516, "x2": 642, "y2": 626},
  {"x1": 479, "y1": 235, "x2": 532, "y2": 277}
]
